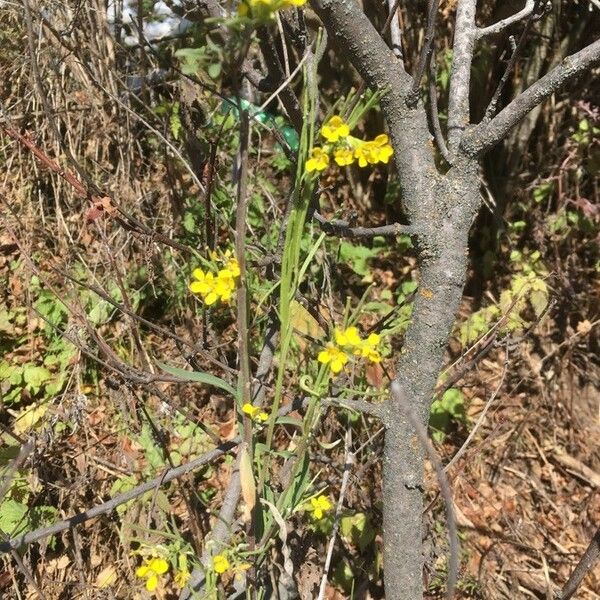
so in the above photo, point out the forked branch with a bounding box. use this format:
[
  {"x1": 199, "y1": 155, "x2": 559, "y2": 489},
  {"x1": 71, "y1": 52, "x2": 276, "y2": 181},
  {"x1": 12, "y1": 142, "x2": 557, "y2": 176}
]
[
  {"x1": 461, "y1": 38, "x2": 600, "y2": 156},
  {"x1": 477, "y1": 0, "x2": 536, "y2": 39}
]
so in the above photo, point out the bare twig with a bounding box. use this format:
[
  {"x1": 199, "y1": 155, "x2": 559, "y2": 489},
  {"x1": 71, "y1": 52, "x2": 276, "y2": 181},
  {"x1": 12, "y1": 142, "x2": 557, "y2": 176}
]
[
  {"x1": 484, "y1": 0, "x2": 546, "y2": 120},
  {"x1": 407, "y1": 0, "x2": 440, "y2": 107},
  {"x1": 477, "y1": 0, "x2": 536, "y2": 39},
  {"x1": 317, "y1": 427, "x2": 353, "y2": 600},
  {"x1": 559, "y1": 527, "x2": 600, "y2": 600},
  {"x1": 444, "y1": 344, "x2": 508, "y2": 473},
  {"x1": 387, "y1": 0, "x2": 403, "y2": 60},
  {"x1": 257, "y1": 27, "x2": 303, "y2": 133},
  {"x1": 322, "y1": 396, "x2": 386, "y2": 419},
  {"x1": 428, "y1": 52, "x2": 452, "y2": 163},
  {"x1": 313, "y1": 211, "x2": 416, "y2": 239}
]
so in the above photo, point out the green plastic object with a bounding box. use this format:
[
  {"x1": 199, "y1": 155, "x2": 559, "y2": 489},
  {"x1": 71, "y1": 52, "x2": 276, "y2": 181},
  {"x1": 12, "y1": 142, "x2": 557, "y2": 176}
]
[{"x1": 221, "y1": 97, "x2": 299, "y2": 152}]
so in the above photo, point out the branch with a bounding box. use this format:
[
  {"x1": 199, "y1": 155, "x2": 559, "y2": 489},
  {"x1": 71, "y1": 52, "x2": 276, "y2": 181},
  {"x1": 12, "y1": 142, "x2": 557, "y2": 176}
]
[
  {"x1": 257, "y1": 27, "x2": 304, "y2": 133},
  {"x1": 447, "y1": 0, "x2": 478, "y2": 151},
  {"x1": 461, "y1": 38, "x2": 600, "y2": 156},
  {"x1": 313, "y1": 211, "x2": 416, "y2": 239},
  {"x1": 483, "y1": 0, "x2": 547, "y2": 120},
  {"x1": 407, "y1": 0, "x2": 440, "y2": 106},
  {"x1": 0, "y1": 441, "x2": 239, "y2": 554},
  {"x1": 477, "y1": 0, "x2": 535, "y2": 38},
  {"x1": 387, "y1": 0, "x2": 403, "y2": 61},
  {"x1": 559, "y1": 526, "x2": 600, "y2": 600}
]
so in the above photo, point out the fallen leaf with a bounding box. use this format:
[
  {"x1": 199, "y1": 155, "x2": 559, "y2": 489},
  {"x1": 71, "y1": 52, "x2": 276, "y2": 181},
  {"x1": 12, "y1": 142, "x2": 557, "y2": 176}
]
[{"x1": 94, "y1": 565, "x2": 118, "y2": 588}]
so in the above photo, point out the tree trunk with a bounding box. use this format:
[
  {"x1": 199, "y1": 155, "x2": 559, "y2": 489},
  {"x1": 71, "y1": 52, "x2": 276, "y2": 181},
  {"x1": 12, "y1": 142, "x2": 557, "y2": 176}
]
[{"x1": 382, "y1": 164, "x2": 480, "y2": 599}]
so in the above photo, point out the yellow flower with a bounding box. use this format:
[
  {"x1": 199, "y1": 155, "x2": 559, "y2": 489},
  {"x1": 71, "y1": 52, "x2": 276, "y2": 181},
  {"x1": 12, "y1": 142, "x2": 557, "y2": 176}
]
[
  {"x1": 317, "y1": 344, "x2": 348, "y2": 374},
  {"x1": 334, "y1": 326, "x2": 362, "y2": 347},
  {"x1": 333, "y1": 147, "x2": 355, "y2": 166},
  {"x1": 226, "y1": 258, "x2": 241, "y2": 278},
  {"x1": 213, "y1": 554, "x2": 230, "y2": 574},
  {"x1": 357, "y1": 332, "x2": 382, "y2": 363},
  {"x1": 373, "y1": 134, "x2": 394, "y2": 163},
  {"x1": 306, "y1": 147, "x2": 330, "y2": 172},
  {"x1": 321, "y1": 116, "x2": 350, "y2": 143},
  {"x1": 354, "y1": 141, "x2": 379, "y2": 167},
  {"x1": 174, "y1": 554, "x2": 191, "y2": 588},
  {"x1": 240, "y1": 0, "x2": 306, "y2": 17},
  {"x1": 214, "y1": 269, "x2": 236, "y2": 303},
  {"x1": 189, "y1": 269, "x2": 218, "y2": 305},
  {"x1": 136, "y1": 557, "x2": 169, "y2": 593},
  {"x1": 354, "y1": 135, "x2": 394, "y2": 167},
  {"x1": 189, "y1": 257, "x2": 239, "y2": 306},
  {"x1": 174, "y1": 568, "x2": 191, "y2": 588},
  {"x1": 309, "y1": 495, "x2": 332, "y2": 519},
  {"x1": 242, "y1": 403, "x2": 269, "y2": 422}
]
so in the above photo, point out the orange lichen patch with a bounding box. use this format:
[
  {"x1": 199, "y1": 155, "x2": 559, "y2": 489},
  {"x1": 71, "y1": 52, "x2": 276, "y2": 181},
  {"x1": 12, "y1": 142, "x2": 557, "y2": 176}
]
[{"x1": 420, "y1": 288, "x2": 434, "y2": 299}]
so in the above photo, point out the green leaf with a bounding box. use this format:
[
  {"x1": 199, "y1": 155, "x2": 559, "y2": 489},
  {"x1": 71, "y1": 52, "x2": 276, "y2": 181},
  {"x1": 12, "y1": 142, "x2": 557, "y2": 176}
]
[
  {"x1": 340, "y1": 512, "x2": 376, "y2": 552},
  {"x1": 530, "y1": 289, "x2": 548, "y2": 318},
  {"x1": 275, "y1": 416, "x2": 303, "y2": 428},
  {"x1": 0, "y1": 499, "x2": 28, "y2": 535},
  {"x1": 157, "y1": 362, "x2": 239, "y2": 400},
  {"x1": 339, "y1": 242, "x2": 380, "y2": 277},
  {"x1": 207, "y1": 62, "x2": 221, "y2": 80},
  {"x1": 170, "y1": 102, "x2": 182, "y2": 140},
  {"x1": 23, "y1": 365, "x2": 52, "y2": 393},
  {"x1": 174, "y1": 47, "x2": 205, "y2": 75}
]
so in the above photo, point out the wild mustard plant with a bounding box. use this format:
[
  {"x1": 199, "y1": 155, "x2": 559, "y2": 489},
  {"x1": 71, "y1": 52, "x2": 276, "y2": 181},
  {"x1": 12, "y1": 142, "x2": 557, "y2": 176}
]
[
  {"x1": 242, "y1": 402, "x2": 269, "y2": 422},
  {"x1": 306, "y1": 115, "x2": 394, "y2": 174},
  {"x1": 307, "y1": 494, "x2": 332, "y2": 520},
  {"x1": 305, "y1": 147, "x2": 330, "y2": 172},
  {"x1": 212, "y1": 553, "x2": 231, "y2": 574},
  {"x1": 189, "y1": 249, "x2": 240, "y2": 306},
  {"x1": 135, "y1": 557, "x2": 169, "y2": 592},
  {"x1": 318, "y1": 326, "x2": 382, "y2": 375},
  {"x1": 317, "y1": 343, "x2": 349, "y2": 374}
]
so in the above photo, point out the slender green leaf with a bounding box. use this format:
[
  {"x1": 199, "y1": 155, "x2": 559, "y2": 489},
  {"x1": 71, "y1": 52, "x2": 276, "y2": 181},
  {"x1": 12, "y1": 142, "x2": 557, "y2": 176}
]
[{"x1": 157, "y1": 362, "x2": 238, "y2": 400}]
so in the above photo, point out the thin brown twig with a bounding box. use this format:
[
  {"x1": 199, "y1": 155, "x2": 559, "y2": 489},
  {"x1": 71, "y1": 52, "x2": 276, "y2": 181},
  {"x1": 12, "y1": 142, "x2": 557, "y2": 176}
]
[
  {"x1": 484, "y1": 0, "x2": 547, "y2": 120},
  {"x1": 407, "y1": 0, "x2": 440, "y2": 106}
]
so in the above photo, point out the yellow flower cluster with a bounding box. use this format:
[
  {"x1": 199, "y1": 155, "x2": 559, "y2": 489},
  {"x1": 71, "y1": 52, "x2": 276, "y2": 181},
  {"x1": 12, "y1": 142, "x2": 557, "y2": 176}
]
[
  {"x1": 136, "y1": 557, "x2": 169, "y2": 593},
  {"x1": 306, "y1": 115, "x2": 394, "y2": 173},
  {"x1": 242, "y1": 402, "x2": 269, "y2": 423},
  {"x1": 210, "y1": 552, "x2": 251, "y2": 579},
  {"x1": 238, "y1": 0, "x2": 306, "y2": 19},
  {"x1": 317, "y1": 326, "x2": 382, "y2": 374},
  {"x1": 189, "y1": 251, "x2": 240, "y2": 306},
  {"x1": 307, "y1": 494, "x2": 332, "y2": 520},
  {"x1": 212, "y1": 553, "x2": 230, "y2": 574}
]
